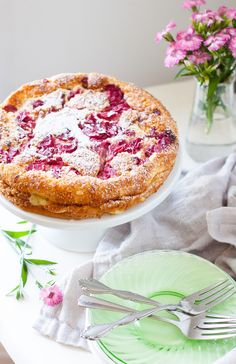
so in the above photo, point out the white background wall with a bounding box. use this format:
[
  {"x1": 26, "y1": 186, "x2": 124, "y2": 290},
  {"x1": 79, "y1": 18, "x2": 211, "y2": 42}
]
[{"x1": 0, "y1": 0, "x2": 235, "y2": 101}]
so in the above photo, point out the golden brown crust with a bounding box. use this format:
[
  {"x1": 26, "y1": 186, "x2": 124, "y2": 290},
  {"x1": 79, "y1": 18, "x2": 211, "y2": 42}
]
[
  {"x1": 0, "y1": 73, "x2": 178, "y2": 219},
  {"x1": 0, "y1": 165, "x2": 172, "y2": 219}
]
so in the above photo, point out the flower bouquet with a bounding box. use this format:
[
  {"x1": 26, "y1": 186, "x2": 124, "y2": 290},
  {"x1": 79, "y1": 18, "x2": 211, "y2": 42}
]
[{"x1": 156, "y1": 0, "x2": 236, "y2": 161}]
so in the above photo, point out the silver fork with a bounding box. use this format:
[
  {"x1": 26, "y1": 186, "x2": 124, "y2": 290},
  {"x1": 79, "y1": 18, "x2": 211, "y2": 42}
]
[
  {"x1": 79, "y1": 279, "x2": 236, "y2": 340},
  {"x1": 81, "y1": 300, "x2": 236, "y2": 340},
  {"x1": 79, "y1": 278, "x2": 235, "y2": 315},
  {"x1": 79, "y1": 294, "x2": 236, "y2": 321}
]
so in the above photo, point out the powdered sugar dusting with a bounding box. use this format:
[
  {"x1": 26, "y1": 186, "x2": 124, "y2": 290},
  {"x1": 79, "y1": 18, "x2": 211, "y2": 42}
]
[
  {"x1": 33, "y1": 108, "x2": 91, "y2": 146},
  {"x1": 14, "y1": 145, "x2": 38, "y2": 162},
  {"x1": 70, "y1": 108, "x2": 90, "y2": 120},
  {"x1": 110, "y1": 152, "x2": 138, "y2": 173},
  {"x1": 119, "y1": 109, "x2": 140, "y2": 129},
  {"x1": 67, "y1": 90, "x2": 109, "y2": 110},
  {"x1": 62, "y1": 148, "x2": 100, "y2": 176},
  {"x1": 87, "y1": 73, "x2": 104, "y2": 88},
  {"x1": 37, "y1": 89, "x2": 64, "y2": 110},
  {"x1": 24, "y1": 89, "x2": 64, "y2": 111}
]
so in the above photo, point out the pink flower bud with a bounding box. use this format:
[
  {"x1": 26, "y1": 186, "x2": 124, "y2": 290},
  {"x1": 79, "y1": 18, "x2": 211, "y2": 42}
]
[{"x1": 40, "y1": 285, "x2": 63, "y2": 307}]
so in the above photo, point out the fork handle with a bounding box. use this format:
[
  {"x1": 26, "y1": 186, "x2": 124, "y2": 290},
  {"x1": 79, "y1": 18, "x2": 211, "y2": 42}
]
[
  {"x1": 110, "y1": 289, "x2": 163, "y2": 306},
  {"x1": 82, "y1": 304, "x2": 173, "y2": 340},
  {"x1": 81, "y1": 279, "x2": 163, "y2": 306},
  {"x1": 78, "y1": 295, "x2": 134, "y2": 313},
  {"x1": 79, "y1": 295, "x2": 179, "y2": 324}
]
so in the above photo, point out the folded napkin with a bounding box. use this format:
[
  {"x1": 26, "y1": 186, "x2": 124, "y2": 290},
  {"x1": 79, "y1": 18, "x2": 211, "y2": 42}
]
[{"x1": 34, "y1": 152, "x2": 236, "y2": 363}]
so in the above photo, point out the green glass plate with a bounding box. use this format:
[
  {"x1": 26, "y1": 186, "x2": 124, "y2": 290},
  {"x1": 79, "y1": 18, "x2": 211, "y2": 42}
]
[{"x1": 90, "y1": 250, "x2": 236, "y2": 364}]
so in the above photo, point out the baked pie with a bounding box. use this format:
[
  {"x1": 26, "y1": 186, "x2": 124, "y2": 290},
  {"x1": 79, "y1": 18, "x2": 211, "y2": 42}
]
[{"x1": 0, "y1": 73, "x2": 178, "y2": 219}]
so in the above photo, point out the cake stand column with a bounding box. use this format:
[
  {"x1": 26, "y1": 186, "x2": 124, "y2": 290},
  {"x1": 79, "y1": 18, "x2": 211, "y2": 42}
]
[{"x1": 37, "y1": 225, "x2": 107, "y2": 253}]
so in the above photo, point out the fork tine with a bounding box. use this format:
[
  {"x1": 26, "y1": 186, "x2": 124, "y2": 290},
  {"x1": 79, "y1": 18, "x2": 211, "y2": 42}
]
[
  {"x1": 198, "y1": 280, "x2": 232, "y2": 301},
  {"x1": 185, "y1": 280, "x2": 227, "y2": 301},
  {"x1": 199, "y1": 332, "x2": 236, "y2": 340},
  {"x1": 200, "y1": 323, "x2": 236, "y2": 329},
  {"x1": 204, "y1": 286, "x2": 236, "y2": 307},
  {"x1": 203, "y1": 317, "x2": 236, "y2": 324},
  {"x1": 200, "y1": 327, "x2": 236, "y2": 335},
  {"x1": 193, "y1": 279, "x2": 228, "y2": 296},
  {"x1": 206, "y1": 313, "x2": 236, "y2": 319},
  {"x1": 201, "y1": 284, "x2": 234, "y2": 305}
]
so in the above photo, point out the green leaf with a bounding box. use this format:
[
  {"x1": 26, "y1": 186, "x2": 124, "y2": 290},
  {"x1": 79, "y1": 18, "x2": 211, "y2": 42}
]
[
  {"x1": 16, "y1": 290, "x2": 24, "y2": 300},
  {"x1": 25, "y1": 259, "x2": 57, "y2": 266},
  {"x1": 17, "y1": 221, "x2": 28, "y2": 225},
  {"x1": 163, "y1": 33, "x2": 174, "y2": 42},
  {"x1": 175, "y1": 68, "x2": 194, "y2": 79},
  {"x1": 35, "y1": 280, "x2": 43, "y2": 289},
  {"x1": 47, "y1": 269, "x2": 57, "y2": 276},
  {"x1": 46, "y1": 280, "x2": 56, "y2": 286},
  {"x1": 204, "y1": 77, "x2": 221, "y2": 133},
  {"x1": 181, "y1": 72, "x2": 196, "y2": 78},
  {"x1": 6, "y1": 285, "x2": 24, "y2": 300},
  {"x1": 21, "y1": 261, "x2": 28, "y2": 287},
  {"x1": 3, "y1": 229, "x2": 36, "y2": 239},
  {"x1": 15, "y1": 238, "x2": 31, "y2": 249},
  {"x1": 15, "y1": 241, "x2": 23, "y2": 252},
  {"x1": 207, "y1": 77, "x2": 219, "y2": 101},
  {"x1": 6, "y1": 285, "x2": 20, "y2": 296}
]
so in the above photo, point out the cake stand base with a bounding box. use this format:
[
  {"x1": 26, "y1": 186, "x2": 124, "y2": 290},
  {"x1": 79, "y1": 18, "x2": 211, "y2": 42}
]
[{"x1": 38, "y1": 225, "x2": 107, "y2": 253}]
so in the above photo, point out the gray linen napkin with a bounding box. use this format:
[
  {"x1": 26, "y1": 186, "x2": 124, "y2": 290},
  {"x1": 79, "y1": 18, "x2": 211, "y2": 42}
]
[{"x1": 34, "y1": 152, "x2": 236, "y2": 363}]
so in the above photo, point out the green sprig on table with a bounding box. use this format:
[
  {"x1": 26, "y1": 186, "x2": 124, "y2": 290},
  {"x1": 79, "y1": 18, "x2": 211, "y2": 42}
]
[{"x1": 1, "y1": 222, "x2": 58, "y2": 300}]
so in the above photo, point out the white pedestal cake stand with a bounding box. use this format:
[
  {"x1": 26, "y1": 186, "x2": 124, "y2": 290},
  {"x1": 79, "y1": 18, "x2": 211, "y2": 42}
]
[{"x1": 0, "y1": 151, "x2": 182, "y2": 253}]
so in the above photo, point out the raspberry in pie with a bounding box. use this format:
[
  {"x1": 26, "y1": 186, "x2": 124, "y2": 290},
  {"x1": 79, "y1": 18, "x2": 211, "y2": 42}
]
[{"x1": 0, "y1": 73, "x2": 178, "y2": 219}]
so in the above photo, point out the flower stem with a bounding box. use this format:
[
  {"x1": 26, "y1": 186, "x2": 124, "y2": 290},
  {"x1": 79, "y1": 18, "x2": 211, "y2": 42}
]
[{"x1": 1, "y1": 224, "x2": 57, "y2": 300}]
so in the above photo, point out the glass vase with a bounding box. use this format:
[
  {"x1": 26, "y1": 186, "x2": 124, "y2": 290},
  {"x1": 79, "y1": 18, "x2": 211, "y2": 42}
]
[{"x1": 186, "y1": 78, "x2": 236, "y2": 163}]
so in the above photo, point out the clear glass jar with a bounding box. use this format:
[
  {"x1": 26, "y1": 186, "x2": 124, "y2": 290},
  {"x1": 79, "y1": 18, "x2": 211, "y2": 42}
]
[{"x1": 186, "y1": 78, "x2": 236, "y2": 162}]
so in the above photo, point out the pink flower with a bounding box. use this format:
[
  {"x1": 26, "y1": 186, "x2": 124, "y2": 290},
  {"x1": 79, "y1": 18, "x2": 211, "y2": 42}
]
[
  {"x1": 218, "y1": 6, "x2": 236, "y2": 20},
  {"x1": 176, "y1": 27, "x2": 203, "y2": 51},
  {"x1": 183, "y1": 0, "x2": 205, "y2": 10},
  {"x1": 229, "y1": 38, "x2": 236, "y2": 58},
  {"x1": 155, "y1": 21, "x2": 176, "y2": 44},
  {"x1": 224, "y1": 28, "x2": 236, "y2": 37},
  {"x1": 192, "y1": 10, "x2": 222, "y2": 26},
  {"x1": 189, "y1": 50, "x2": 211, "y2": 64},
  {"x1": 204, "y1": 32, "x2": 231, "y2": 51},
  {"x1": 40, "y1": 285, "x2": 63, "y2": 306},
  {"x1": 165, "y1": 43, "x2": 187, "y2": 68}
]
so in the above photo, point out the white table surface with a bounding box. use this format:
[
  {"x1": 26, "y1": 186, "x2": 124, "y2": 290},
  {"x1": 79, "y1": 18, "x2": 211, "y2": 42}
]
[{"x1": 0, "y1": 79, "x2": 197, "y2": 364}]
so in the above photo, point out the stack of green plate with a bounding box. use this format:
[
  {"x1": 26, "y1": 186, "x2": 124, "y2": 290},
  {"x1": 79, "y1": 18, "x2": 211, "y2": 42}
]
[{"x1": 89, "y1": 250, "x2": 236, "y2": 364}]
